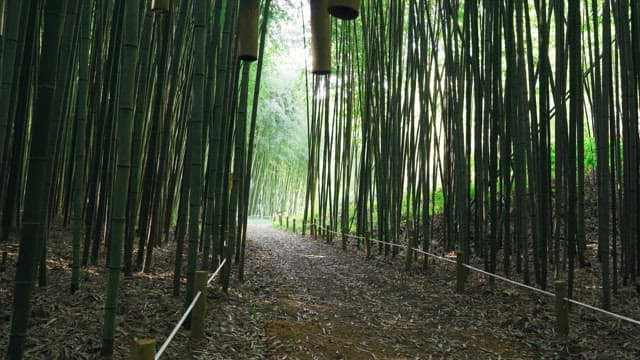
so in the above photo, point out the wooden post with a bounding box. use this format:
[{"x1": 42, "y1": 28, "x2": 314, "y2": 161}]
[
  {"x1": 404, "y1": 220, "x2": 414, "y2": 271},
  {"x1": 365, "y1": 231, "x2": 371, "y2": 259},
  {"x1": 456, "y1": 252, "x2": 465, "y2": 294},
  {"x1": 342, "y1": 231, "x2": 347, "y2": 251},
  {"x1": 555, "y1": 281, "x2": 569, "y2": 337},
  {"x1": 0, "y1": 250, "x2": 7, "y2": 272},
  {"x1": 129, "y1": 339, "x2": 155, "y2": 360},
  {"x1": 191, "y1": 271, "x2": 208, "y2": 341},
  {"x1": 293, "y1": 219, "x2": 296, "y2": 233}
]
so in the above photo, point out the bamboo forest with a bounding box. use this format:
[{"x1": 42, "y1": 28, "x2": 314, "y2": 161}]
[{"x1": 2, "y1": 0, "x2": 640, "y2": 358}]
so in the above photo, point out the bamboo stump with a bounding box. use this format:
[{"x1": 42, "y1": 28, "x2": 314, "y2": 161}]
[
  {"x1": 129, "y1": 339, "x2": 155, "y2": 360},
  {"x1": 456, "y1": 252, "x2": 465, "y2": 293},
  {"x1": 555, "y1": 281, "x2": 569, "y2": 337},
  {"x1": 191, "y1": 271, "x2": 207, "y2": 341},
  {"x1": 365, "y1": 231, "x2": 371, "y2": 259}
]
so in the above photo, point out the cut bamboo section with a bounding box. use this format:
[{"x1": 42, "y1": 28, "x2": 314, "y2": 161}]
[
  {"x1": 310, "y1": 0, "x2": 331, "y2": 74},
  {"x1": 327, "y1": 0, "x2": 360, "y2": 20},
  {"x1": 129, "y1": 339, "x2": 155, "y2": 360},
  {"x1": 0, "y1": 0, "x2": 4, "y2": 35},
  {"x1": 238, "y1": 0, "x2": 259, "y2": 62},
  {"x1": 151, "y1": 0, "x2": 169, "y2": 13}
]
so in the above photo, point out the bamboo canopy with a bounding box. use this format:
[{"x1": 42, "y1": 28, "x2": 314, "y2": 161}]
[
  {"x1": 327, "y1": 0, "x2": 360, "y2": 20},
  {"x1": 310, "y1": 0, "x2": 331, "y2": 74},
  {"x1": 238, "y1": 0, "x2": 260, "y2": 61},
  {"x1": 151, "y1": 0, "x2": 170, "y2": 13}
]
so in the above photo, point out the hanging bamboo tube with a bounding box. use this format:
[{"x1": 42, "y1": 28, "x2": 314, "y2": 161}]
[
  {"x1": 238, "y1": 0, "x2": 259, "y2": 62},
  {"x1": 0, "y1": 0, "x2": 4, "y2": 35},
  {"x1": 327, "y1": 0, "x2": 360, "y2": 20},
  {"x1": 151, "y1": 0, "x2": 169, "y2": 13},
  {"x1": 310, "y1": 0, "x2": 331, "y2": 74}
]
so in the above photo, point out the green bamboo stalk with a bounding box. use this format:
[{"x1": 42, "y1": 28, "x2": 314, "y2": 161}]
[
  {"x1": 71, "y1": 0, "x2": 94, "y2": 293},
  {"x1": 185, "y1": 0, "x2": 206, "y2": 306},
  {"x1": 100, "y1": 0, "x2": 140, "y2": 354},
  {"x1": 7, "y1": 0, "x2": 67, "y2": 357},
  {"x1": 239, "y1": 0, "x2": 272, "y2": 281}
]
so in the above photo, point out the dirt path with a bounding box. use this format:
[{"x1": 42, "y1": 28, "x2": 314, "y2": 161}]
[
  {"x1": 2, "y1": 222, "x2": 638, "y2": 359},
  {"x1": 207, "y1": 222, "x2": 536, "y2": 359}
]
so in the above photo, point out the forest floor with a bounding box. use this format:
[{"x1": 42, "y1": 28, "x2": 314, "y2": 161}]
[{"x1": 1, "y1": 220, "x2": 640, "y2": 359}]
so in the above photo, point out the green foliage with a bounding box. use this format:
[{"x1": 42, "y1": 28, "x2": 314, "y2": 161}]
[
  {"x1": 550, "y1": 136, "x2": 597, "y2": 174},
  {"x1": 248, "y1": 1, "x2": 308, "y2": 216}
]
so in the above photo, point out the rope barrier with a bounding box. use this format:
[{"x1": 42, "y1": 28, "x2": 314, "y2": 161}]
[
  {"x1": 411, "y1": 247, "x2": 457, "y2": 264},
  {"x1": 317, "y1": 226, "x2": 454, "y2": 262},
  {"x1": 307, "y1": 224, "x2": 640, "y2": 327},
  {"x1": 370, "y1": 237, "x2": 407, "y2": 249},
  {"x1": 155, "y1": 292, "x2": 201, "y2": 359},
  {"x1": 207, "y1": 259, "x2": 227, "y2": 285},
  {"x1": 156, "y1": 260, "x2": 227, "y2": 359},
  {"x1": 566, "y1": 298, "x2": 640, "y2": 326},
  {"x1": 462, "y1": 263, "x2": 556, "y2": 297}
]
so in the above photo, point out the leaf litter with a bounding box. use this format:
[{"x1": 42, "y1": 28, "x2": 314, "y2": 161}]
[{"x1": 0, "y1": 220, "x2": 639, "y2": 359}]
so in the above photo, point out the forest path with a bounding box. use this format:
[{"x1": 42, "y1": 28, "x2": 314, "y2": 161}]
[{"x1": 208, "y1": 222, "x2": 535, "y2": 359}]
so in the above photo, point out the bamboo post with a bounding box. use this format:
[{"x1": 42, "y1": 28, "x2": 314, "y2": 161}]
[
  {"x1": 555, "y1": 281, "x2": 569, "y2": 337},
  {"x1": 310, "y1": 0, "x2": 331, "y2": 74},
  {"x1": 237, "y1": 0, "x2": 259, "y2": 61},
  {"x1": 151, "y1": 0, "x2": 169, "y2": 12},
  {"x1": 302, "y1": 221, "x2": 306, "y2": 236},
  {"x1": 404, "y1": 221, "x2": 414, "y2": 271},
  {"x1": 129, "y1": 339, "x2": 155, "y2": 360},
  {"x1": 365, "y1": 231, "x2": 371, "y2": 259},
  {"x1": 342, "y1": 231, "x2": 347, "y2": 251},
  {"x1": 313, "y1": 220, "x2": 317, "y2": 240},
  {"x1": 293, "y1": 219, "x2": 296, "y2": 233},
  {"x1": 191, "y1": 271, "x2": 207, "y2": 341},
  {"x1": 456, "y1": 252, "x2": 465, "y2": 294},
  {"x1": 327, "y1": 0, "x2": 361, "y2": 20},
  {"x1": 279, "y1": 214, "x2": 282, "y2": 227},
  {"x1": 286, "y1": 216, "x2": 289, "y2": 230},
  {"x1": 0, "y1": 250, "x2": 7, "y2": 272}
]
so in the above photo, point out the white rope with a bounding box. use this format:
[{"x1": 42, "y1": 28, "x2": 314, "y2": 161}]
[
  {"x1": 207, "y1": 259, "x2": 227, "y2": 285},
  {"x1": 156, "y1": 258, "x2": 227, "y2": 358},
  {"x1": 463, "y1": 263, "x2": 640, "y2": 326},
  {"x1": 369, "y1": 237, "x2": 407, "y2": 249},
  {"x1": 156, "y1": 291, "x2": 202, "y2": 359},
  {"x1": 566, "y1": 298, "x2": 640, "y2": 326},
  {"x1": 308, "y1": 223, "x2": 640, "y2": 326},
  {"x1": 412, "y1": 247, "x2": 457, "y2": 264},
  {"x1": 462, "y1": 263, "x2": 556, "y2": 297}
]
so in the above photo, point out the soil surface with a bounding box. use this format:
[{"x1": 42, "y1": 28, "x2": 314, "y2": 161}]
[{"x1": 1, "y1": 220, "x2": 639, "y2": 359}]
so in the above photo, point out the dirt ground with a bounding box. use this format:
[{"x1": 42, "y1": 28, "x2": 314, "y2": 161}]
[
  {"x1": 1, "y1": 221, "x2": 639, "y2": 359},
  {"x1": 203, "y1": 222, "x2": 640, "y2": 359}
]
